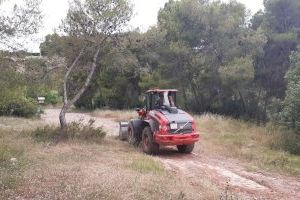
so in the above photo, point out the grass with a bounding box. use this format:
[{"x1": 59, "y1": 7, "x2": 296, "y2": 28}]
[
  {"x1": 91, "y1": 109, "x2": 300, "y2": 175},
  {"x1": 0, "y1": 116, "x2": 220, "y2": 200},
  {"x1": 91, "y1": 109, "x2": 136, "y2": 122},
  {"x1": 0, "y1": 116, "x2": 43, "y2": 131},
  {"x1": 29, "y1": 120, "x2": 106, "y2": 144},
  {"x1": 195, "y1": 113, "x2": 300, "y2": 175},
  {"x1": 1, "y1": 110, "x2": 299, "y2": 199},
  {"x1": 0, "y1": 129, "x2": 29, "y2": 191},
  {"x1": 127, "y1": 155, "x2": 165, "y2": 174}
]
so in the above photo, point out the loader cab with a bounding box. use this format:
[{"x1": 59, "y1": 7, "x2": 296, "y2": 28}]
[{"x1": 145, "y1": 89, "x2": 178, "y2": 112}]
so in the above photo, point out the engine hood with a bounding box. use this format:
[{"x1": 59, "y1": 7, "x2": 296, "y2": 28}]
[{"x1": 157, "y1": 109, "x2": 192, "y2": 123}]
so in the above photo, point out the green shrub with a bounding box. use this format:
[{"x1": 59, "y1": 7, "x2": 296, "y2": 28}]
[
  {"x1": 10, "y1": 99, "x2": 38, "y2": 117},
  {"x1": 0, "y1": 97, "x2": 38, "y2": 118},
  {"x1": 0, "y1": 84, "x2": 38, "y2": 118},
  {"x1": 281, "y1": 135, "x2": 300, "y2": 155},
  {"x1": 45, "y1": 90, "x2": 60, "y2": 105},
  {"x1": 278, "y1": 52, "x2": 300, "y2": 133},
  {"x1": 31, "y1": 119, "x2": 106, "y2": 143},
  {"x1": 266, "y1": 123, "x2": 300, "y2": 155},
  {"x1": 67, "y1": 119, "x2": 106, "y2": 143}
]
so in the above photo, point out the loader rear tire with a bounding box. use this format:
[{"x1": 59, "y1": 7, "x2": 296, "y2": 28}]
[{"x1": 142, "y1": 127, "x2": 159, "y2": 155}]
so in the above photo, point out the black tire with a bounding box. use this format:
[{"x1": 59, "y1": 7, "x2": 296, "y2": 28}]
[
  {"x1": 142, "y1": 126, "x2": 159, "y2": 155},
  {"x1": 128, "y1": 124, "x2": 139, "y2": 146},
  {"x1": 177, "y1": 144, "x2": 194, "y2": 153}
]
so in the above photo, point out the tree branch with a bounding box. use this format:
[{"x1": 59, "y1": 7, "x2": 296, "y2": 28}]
[
  {"x1": 63, "y1": 48, "x2": 84, "y2": 104},
  {"x1": 69, "y1": 46, "x2": 101, "y2": 106}
]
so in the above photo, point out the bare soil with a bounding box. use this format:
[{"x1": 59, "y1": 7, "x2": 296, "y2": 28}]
[
  {"x1": 42, "y1": 109, "x2": 119, "y2": 136},
  {"x1": 158, "y1": 148, "x2": 300, "y2": 200},
  {"x1": 42, "y1": 109, "x2": 300, "y2": 200}
]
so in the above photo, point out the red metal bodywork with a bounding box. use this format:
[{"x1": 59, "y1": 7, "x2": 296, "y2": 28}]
[{"x1": 144, "y1": 110, "x2": 200, "y2": 146}]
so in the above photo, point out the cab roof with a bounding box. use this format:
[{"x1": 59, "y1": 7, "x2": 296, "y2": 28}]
[{"x1": 145, "y1": 89, "x2": 178, "y2": 93}]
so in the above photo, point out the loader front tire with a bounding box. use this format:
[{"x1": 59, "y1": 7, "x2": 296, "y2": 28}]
[
  {"x1": 128, "y1": 124, "x2": 139, "y2": 146},
  {"x1": 142, "y1": 127, "x2": 159, "y2": 155}
]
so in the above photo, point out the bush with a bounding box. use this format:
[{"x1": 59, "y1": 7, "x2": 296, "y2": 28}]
[
  {"x1": 67, "y1": 119, "x2": 106, "y2": 142},
  {"x1": 31, "y1": 119, "x2": 106, "y2": 143},
  {"x1": 268, "y1": 132, "x2": 300, "y2": 155},
  {"x1": 10, "y1": 99, "x2": 38, "y2": 117},
  {"x1": 278, "y1": 52, "x2": 300, "y2": 133},
  {"x1": 31, "y1": 125, "x2": 60, "y2": 143},
  {"x1": 45, "y1": 90, "x2": 60, "y2": 105},
  {"x1": 265, "y1": 122, "x2": 300, "y2": 155},
  {"x1": 0, "y1": 97, "x2": 38, "y2": 118}
]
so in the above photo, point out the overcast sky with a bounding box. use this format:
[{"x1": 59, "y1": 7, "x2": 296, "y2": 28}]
[{"x1": 1, "y1": 0, "x2": 264, "y2": 52}]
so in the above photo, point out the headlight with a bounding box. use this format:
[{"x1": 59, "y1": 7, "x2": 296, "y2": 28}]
[{"x1": 159, "y1": 124, "x2": 169, "y2": 132}]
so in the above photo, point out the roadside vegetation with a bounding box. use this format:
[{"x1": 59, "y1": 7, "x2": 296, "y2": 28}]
[
  {"x1": 196, "y1": 114, "x2": 300, "y2": 175},
  {"x1": 30, "y1": 120, "x2": 106, "y2": 143},
  {"x1": 1, "y1": 0, "x2": 300, "y2": 198},
  {"x1": 0, "y1": 117, "x2": 221, "y2": 200},
  {"x1": 1, "y1": 111, "x2": 299, "y2": 199},
  {"x1": 92, "y1": 109, "x2": 300, "y2": 175}
]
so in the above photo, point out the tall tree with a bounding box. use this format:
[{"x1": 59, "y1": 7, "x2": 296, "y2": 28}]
[
  {"x1": 58, "y1": 0, "x2": 132, "y2": 135},
  {"x1": 253, "y1": 0, "x2": 300, "y2": 121},
  {"x1": 279, "y1": 51, "x2": 300, "y2": 133},
  {"x1": 157, "y1": 0, "x2": 265, "y2": 116},
  {"x1": 0, "y1": 0, "x2": 42, "y2": 50}
]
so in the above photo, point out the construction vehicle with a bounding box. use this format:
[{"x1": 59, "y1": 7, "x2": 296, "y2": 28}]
[{"x1": 119, "y1": 89, "x2": 200, "y2": 154}]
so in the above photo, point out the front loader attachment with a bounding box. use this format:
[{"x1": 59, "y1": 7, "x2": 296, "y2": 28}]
[{"x1": 119, "y1": 121, "x2": 129, "y2": 140}]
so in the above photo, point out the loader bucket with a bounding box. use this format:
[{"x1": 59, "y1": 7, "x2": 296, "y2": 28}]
[{"x1": 119, "y1": 121, "x2": 129, "y2": 140}]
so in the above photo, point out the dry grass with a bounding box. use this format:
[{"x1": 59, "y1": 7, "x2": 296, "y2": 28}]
[
  {"x1": 91, "y1": 110, "x2": 300, "y2": 175},
  {"x1": 2, "y1": 111, "x2": 298, "y2": 199},
  {"x1": 29, "y1": 120, "x2": 106, "y2": 144},
  {"x1": 194, "y1": 113, "x2": 300, "y2": 175},
  {"x1": 0, "y1": 116, "x2": 220, "y2": 200},
  {"x1": 127, "y1": 155, "x2": 165, "y2": 174},
  {"x1": 91, "y1": 109, "x2": 136, "y2": 122},
  {"x1": 0, "y1": 116, "x2": 45, "y2": 131}
]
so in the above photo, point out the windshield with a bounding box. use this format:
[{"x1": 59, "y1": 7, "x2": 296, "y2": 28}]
[{"x1": 153, "y1": 91, "x2": 176, "y2": 108}]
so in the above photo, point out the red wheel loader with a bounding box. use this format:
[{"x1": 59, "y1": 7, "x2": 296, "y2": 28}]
[{"x1": 119, "y1": 89, "x2": 200, "y2": 155}]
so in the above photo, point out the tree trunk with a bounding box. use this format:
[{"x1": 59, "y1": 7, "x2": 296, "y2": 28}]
[
  {"x1": 238, "y1": 89, "x2": 247, "y2": 117},
  {"x1": 58, "y1": 47, "x2": 101, "y2": 139},
  {"x1": 181, "y1": 85, "x2": 188, "y2": 110},
  {"x1": 59, "y1": 105, "x2": 68, "y2": 139},
  {"x1": 190, "y1": 81, "x2": 203, "y2": 112}
]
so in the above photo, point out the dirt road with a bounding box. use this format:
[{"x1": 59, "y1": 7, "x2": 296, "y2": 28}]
[
  {"x1": 42, "y1": 109, "x2": 300, "y2": 200},
  {"x1": 42, "y1": 109, "x2": 119, "y2": 136}
]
